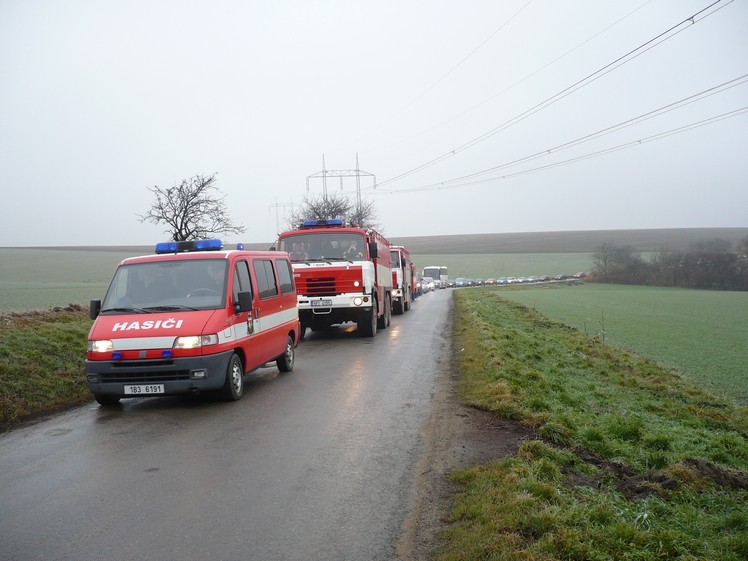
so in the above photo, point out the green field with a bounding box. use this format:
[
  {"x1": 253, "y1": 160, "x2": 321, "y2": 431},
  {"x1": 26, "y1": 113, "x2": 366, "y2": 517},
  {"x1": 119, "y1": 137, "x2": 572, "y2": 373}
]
[
  {"x1": 412, "y1": 253, "x2": 593, "y2": 281},
  {"x1": 485, "y1": 283, "x2": 748, "y2": 405},
  {"x1": 0, "y1": 248, "x2": 144, "y2": 312}
]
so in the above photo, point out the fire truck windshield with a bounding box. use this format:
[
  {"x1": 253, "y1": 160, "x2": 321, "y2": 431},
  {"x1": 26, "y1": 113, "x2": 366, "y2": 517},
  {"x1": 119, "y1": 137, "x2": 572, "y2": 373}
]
[{"x1": 280, "y1": 233, "x2": 366, "y2": 262}]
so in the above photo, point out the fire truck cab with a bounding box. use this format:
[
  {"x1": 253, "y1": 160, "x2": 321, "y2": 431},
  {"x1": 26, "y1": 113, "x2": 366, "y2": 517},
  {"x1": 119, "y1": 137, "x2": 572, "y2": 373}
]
[
  {"x1": 85, "y1": 239, "x2": 300, "y2": 405},
  {"x1": 275, "y1": 219, "x2": 392, "y2": 337}
]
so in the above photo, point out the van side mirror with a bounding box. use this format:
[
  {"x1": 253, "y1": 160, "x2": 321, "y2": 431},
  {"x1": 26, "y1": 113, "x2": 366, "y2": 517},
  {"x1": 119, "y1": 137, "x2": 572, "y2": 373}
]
[
  {"x1": 89, "y1": 299, "x2": 101, "y2": 319},
  {"x1": 368, "y1": 242, "x2": 378, "y2": 259},
  {"x1": 235, "y1": 291, "x2": 253, "y2": 314}
]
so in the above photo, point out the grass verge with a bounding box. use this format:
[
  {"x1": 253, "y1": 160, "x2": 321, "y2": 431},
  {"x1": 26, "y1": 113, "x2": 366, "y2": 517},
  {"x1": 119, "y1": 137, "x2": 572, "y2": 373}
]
[
  {"x1": 443, "y1": 290, "x2": 748, "y2": 561},
  {"x1": 0, "y1": 305, "x2": 92, "y2": 431}
]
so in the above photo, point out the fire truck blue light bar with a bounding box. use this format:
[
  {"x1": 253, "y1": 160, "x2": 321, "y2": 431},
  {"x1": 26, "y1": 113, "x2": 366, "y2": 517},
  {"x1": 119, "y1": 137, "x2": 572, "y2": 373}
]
[{"x1": 301, "y1": 219, "x2": 343, "y2": 228}]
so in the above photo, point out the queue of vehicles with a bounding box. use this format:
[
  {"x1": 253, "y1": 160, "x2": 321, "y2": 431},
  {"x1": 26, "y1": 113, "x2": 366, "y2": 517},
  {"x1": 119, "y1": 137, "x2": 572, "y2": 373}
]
[
  {"x1": 84, "y1": 220, "x2": 449, "y2": 406},
  {"x1": 452, "y1": 273, "x2": 590, "y2": 287}
]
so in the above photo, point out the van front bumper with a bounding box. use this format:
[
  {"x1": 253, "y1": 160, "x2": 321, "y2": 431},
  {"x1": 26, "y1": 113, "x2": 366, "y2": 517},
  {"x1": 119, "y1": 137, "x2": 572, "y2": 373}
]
[{"x1": 85, "y1": 350, "x2": 234, "y2": 397}]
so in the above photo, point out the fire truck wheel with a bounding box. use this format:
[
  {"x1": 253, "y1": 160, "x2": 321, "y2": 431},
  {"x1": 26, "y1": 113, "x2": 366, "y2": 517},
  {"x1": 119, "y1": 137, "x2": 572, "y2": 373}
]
[
  {"x1": 358, "y1": 298, "x2": 377, "y2": 337},
  {"x1": 94, "y1": 394, "x2": 120, "y2": 406},
  {"x1": 219, "y1": 353, "x2": 244, "y2": 401},
  {"x1": 276, "y1": 336, "x2": 295, "y2": 372},
  {"x1": 378, "y1": 293, "x2": 391, "y2": 330},
  {"x1": 393, "y1": 299, "x2": 404, "y2": 315}
]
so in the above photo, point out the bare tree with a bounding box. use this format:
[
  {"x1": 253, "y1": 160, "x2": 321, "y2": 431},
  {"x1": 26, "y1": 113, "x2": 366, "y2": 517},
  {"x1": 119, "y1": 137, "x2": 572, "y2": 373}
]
[
  {"x1": 284, "y1": 192, "x2": 381, "y2": 233},
  {"x1": 591, "y1": 242, "x2": 616, "y2": 278},
  {"x1": 139, "y1": 173, "x2": 245, "y2": 241}
]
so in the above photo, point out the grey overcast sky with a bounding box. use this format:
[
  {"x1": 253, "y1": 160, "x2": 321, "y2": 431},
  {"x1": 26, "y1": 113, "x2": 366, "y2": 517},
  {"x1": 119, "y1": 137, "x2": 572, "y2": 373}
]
[{"x1": 1, "y1": 0, "x2": 746, "y2": 247}]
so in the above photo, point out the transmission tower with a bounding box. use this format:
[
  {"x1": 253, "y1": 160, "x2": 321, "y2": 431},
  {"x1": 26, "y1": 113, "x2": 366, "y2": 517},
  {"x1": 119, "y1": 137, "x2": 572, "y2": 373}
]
[
  {"x1": 268, "y1": 197, "x2": 294, "y2": 235},
  {"x1": 306, "y1": 154, "x2": 376, "y2": 209}
]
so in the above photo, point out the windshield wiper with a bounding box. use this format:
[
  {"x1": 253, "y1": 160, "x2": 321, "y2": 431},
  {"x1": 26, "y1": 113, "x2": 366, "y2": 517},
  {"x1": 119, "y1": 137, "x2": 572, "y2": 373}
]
[{"x1": 100, "y1": 307, "x2": 148, "y2": 314}]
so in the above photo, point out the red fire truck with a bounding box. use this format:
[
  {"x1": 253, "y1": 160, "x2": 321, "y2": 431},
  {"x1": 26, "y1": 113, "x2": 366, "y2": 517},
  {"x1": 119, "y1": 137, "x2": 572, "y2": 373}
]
[
  {"x1": 275, "y1": 219, "x2": 392, "y2": 337},
  {"x1": 390, "y1": 245, "x2": 414, "y2": 314}
]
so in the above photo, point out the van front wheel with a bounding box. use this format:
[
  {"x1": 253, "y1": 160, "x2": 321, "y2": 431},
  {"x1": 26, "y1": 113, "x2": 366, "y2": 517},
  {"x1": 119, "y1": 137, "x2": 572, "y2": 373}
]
[
  {"x1": 219, "y1": 353, "x2": 244, "y2": 401},
  {"x1": 276, "y1": 336, "x2": 295, "y2": 372}
]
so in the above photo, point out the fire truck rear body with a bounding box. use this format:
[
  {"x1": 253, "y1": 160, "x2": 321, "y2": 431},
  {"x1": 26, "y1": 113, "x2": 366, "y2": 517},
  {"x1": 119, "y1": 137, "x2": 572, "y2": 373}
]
[{"x1": 390, "y1": 245, "x2": 414, "y2": 314}]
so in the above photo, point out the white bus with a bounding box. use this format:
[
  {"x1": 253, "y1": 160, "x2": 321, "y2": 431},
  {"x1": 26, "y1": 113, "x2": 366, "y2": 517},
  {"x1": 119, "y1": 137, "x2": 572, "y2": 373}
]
[{"x1": 422, "y1": 266, "x2": 448, "y2": 288}]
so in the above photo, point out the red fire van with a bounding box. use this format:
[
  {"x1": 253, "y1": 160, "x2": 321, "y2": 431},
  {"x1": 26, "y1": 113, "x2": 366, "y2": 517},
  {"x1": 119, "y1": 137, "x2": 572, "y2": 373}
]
[{"x1": 85, "y1": 239, "x2": 300, "y2": 405}]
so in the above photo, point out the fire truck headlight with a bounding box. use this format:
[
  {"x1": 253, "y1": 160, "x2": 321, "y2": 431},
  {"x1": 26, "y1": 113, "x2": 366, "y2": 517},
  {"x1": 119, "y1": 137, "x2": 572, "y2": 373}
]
[
  {"x1": 353, "y1": 280, "x2": 360, "y2": 287},
  {"x1": 174, "y1": 334, "x2": 219, "y2": 349},
  {"x1": 353, "y1": 297, "x2": 363, "y2": 306},
  {"x1": 88, "y1": 340, "x2": 113, "y2": 353}
]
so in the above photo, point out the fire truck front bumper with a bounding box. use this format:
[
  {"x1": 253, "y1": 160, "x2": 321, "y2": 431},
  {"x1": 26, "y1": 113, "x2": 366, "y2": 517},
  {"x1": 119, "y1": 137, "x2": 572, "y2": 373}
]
[{"x1": 298, "y1": 293, "x2": 373, "y2": 325}]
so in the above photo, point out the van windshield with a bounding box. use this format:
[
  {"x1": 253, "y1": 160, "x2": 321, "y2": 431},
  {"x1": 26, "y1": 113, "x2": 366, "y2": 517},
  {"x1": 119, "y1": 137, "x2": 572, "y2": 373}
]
[{"x1": 100, "y1": 259, "x2": 227, "y2": 313}]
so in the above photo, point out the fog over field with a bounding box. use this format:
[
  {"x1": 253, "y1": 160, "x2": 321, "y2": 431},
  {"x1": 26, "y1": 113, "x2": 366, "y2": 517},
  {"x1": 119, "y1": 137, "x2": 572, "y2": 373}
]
[{"x1": 13, "y1": 227, "x2": 748, "y2": 255}]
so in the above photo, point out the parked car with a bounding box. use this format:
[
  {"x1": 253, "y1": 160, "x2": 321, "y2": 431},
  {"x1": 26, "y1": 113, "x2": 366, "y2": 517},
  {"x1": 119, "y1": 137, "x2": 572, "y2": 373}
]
[{"x1": 422, "y1": 276, "x2": 435, "y2": 292}]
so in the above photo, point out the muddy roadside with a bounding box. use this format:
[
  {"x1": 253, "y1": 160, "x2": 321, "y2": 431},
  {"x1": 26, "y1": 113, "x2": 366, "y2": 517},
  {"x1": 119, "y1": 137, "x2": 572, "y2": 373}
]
[{"x1": 395, "y1": 341, "x2": 533, "y2": 561}]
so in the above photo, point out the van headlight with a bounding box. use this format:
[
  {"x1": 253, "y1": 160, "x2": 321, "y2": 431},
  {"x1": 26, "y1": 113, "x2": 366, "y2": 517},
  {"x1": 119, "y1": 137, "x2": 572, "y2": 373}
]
[
  {"x1": 173, "y1": 334, "x2": 219, "y2": 349},
  {"x1": 88, "y1": 340, "x2": 113, "y2": 353}
]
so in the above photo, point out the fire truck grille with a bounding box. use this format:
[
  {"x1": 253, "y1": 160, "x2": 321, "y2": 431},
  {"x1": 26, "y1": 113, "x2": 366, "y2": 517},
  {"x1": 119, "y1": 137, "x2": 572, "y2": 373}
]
[{"x1": 304, "y1": 276, "x2": 338, "y2": 296}]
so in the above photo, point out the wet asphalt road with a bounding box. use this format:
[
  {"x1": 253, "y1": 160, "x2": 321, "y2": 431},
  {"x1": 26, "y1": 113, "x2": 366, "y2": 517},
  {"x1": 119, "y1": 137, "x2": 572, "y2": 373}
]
[{"x1": 0, "y1": 289, "x2": 451, "y2": 561}]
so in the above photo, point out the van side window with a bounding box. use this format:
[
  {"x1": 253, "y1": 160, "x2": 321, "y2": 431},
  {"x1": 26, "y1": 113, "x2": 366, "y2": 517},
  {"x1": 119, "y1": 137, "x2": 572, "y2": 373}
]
[
  {"x1": 233, "y1": 260, "x2": 253, "y2": 302},
  {"x1": 253, "y1": 259, "x2": 279, "y2": 299},
  {"x1": 276, "y1": 258, "x2": 295, "y2": 295}
]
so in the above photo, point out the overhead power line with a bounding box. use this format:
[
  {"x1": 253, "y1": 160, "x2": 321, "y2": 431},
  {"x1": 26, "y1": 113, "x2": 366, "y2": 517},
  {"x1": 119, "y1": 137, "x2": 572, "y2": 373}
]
[
  {"x1": 349, "y1": 0, "x2": 534, "y2": 147},
  {"x1": 371, "y1": 0, "x2": 733, "y2": 190},
  {"x1": 374, "y1": 106, "x2": 748, "y2": 193},
  {"x1": 376, "y1": 0, "x2": 656, "y2": 153},
  {"x1": 379, "y1": 75, "x2": 748, "y2": 191}
]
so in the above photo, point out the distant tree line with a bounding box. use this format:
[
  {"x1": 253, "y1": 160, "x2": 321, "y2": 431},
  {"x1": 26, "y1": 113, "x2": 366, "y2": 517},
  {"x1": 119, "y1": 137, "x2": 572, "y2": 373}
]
[{"x1": 591, "y1": 235, "x2": 748, "y2": 291}]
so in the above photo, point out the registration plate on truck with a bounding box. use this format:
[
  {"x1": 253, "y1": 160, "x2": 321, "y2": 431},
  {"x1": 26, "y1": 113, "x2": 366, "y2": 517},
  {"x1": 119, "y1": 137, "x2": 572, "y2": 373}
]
[
  {"x1": 311, "y1": 299, "x2": 332, "y2": 307},
  {"x1": 124, "y1": 384, "x2": 165, "y2": 395}
]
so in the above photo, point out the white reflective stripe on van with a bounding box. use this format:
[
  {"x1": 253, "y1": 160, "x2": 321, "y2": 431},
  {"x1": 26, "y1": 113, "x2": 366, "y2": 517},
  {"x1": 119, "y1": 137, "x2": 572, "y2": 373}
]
[{"x1": 254, "y1": 306, "x2": 298, "y2": 332}]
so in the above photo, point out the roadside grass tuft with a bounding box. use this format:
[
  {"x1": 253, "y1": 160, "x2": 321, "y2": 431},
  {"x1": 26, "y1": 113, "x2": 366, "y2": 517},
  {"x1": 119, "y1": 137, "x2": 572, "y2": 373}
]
[
  {"x1": 441, "y1": 290, "x2": 748, "y2": 561},
  {"x1": 0, "y1": 305, "x2": 92, "y2": 431}
]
